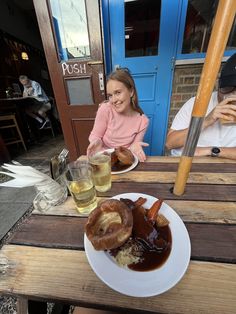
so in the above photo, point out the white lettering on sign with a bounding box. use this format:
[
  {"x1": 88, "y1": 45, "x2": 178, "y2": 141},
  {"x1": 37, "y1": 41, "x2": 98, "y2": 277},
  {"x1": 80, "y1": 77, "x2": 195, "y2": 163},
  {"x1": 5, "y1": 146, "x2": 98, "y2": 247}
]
[{"x1": 61, "y1": 62, "x2": 87, "y2": 75}]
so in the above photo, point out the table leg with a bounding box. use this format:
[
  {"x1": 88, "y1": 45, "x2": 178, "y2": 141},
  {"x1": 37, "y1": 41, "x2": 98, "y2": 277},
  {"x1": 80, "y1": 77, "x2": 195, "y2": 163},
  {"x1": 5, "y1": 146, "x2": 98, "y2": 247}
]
[{"x1": 16, "y1": 297, "x2": 28, "y2": 314}]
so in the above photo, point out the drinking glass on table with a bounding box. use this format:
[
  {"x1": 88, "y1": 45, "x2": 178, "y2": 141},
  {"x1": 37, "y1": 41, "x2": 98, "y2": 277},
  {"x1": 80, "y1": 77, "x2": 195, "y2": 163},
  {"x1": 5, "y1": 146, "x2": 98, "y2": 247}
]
[
  {"x1": 33, "y1": 175, "x2": 68, "y2": 212},
  {"x1": 89, "y1": 153, "x2": 112, "y2": 192},
  {"x1": 64, "y1": 160, "x2": 97, "y2": 215}
]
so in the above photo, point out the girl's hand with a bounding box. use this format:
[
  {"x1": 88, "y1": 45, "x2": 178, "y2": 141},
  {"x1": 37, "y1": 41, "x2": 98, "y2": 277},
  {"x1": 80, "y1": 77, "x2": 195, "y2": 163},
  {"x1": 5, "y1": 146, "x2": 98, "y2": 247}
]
[
  {"x1": 87, "y1": 139, "x2": 103, "y2": 156},
  {"x1": 130, "y1": 142, "x2": 149, "y2": 162}
]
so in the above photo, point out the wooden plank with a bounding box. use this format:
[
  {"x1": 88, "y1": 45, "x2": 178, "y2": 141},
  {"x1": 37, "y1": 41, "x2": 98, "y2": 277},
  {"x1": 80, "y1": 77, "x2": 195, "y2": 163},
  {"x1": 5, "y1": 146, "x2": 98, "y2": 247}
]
[
  {"x1": 146, "y1": 156, "x2": 236, "y2": 163},
  {"x1": 0, "y1": 245, "x2": 235, "y2": 314},
  {"x1": 135, "y1": 162, "x2": 236, "y2": 173},
  {"x1": 112, "y1": 171, "x2": 236, "y2": 184},
  {"x1": 165, "y1": 200, "x2": 236, "y2": 224},
  {"x1": 186, "y1": 223, "x2": 236, "y2": 263},
  {"x1": 8, "y1": 215, "x2": 86, "y2": 250},
  {"x1": 8, "y1": 216, "x2": 236, "y2": 262},
  {"x1": 33, "y1": 197, "x2": 236, "y2": 224},
  {"x1": 102, "y1": 182, "x2": 236, "y2": 202}
]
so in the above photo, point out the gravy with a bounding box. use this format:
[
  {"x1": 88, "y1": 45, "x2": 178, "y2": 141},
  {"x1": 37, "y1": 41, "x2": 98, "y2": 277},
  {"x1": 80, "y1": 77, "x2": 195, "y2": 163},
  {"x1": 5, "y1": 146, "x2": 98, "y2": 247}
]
[
  {"x1": 109, "y1": 202, "x2": 172, "y2": 272},
  {"x1": 111, "y1": 161, "x2": 131, "y2": 172}
]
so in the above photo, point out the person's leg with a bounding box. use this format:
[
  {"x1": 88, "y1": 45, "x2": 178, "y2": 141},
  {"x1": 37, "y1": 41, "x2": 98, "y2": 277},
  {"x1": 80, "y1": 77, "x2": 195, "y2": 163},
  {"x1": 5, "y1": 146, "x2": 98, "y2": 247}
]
[
  {"x1": 25, "y1": 104, "x2": 45, "y2": 125},
  {"x1": 38, "y1": 102, "x2": 52, "y2": 119}
]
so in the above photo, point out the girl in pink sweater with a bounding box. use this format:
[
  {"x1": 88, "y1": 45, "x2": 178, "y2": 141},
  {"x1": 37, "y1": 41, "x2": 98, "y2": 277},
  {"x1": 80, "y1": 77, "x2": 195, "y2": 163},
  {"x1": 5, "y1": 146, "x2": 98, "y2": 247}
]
[{"x1": 87, "y1": 69, "x2": 149, "y2": 161}]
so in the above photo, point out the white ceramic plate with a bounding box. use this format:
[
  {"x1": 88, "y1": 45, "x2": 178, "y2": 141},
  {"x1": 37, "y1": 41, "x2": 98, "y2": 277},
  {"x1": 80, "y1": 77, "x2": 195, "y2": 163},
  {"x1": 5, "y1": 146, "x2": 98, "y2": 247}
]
[
  {"x1": 84, "y1": 193, "x2": 191, "y2": 297},
  {"x1": 99, "y1": 148, "x2": 138, "y2": 174}
]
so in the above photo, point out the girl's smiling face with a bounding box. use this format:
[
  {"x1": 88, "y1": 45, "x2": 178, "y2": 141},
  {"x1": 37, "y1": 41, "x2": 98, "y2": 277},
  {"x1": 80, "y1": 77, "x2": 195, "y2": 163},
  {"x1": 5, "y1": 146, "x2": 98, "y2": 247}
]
[{"x1": 107, "y1": 79, "x2": 133, "y2": 114}]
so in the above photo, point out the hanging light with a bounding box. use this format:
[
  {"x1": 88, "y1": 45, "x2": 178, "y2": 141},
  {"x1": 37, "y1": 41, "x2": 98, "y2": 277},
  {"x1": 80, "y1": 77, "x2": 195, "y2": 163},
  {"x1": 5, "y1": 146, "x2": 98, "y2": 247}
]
[{"x1": 21, "y1": 51, "x2": 29, "y2": 60}]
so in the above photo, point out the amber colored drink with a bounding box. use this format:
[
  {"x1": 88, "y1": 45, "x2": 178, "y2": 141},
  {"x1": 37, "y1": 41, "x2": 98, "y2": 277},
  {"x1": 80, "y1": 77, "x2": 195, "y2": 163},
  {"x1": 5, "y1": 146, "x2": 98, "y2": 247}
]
[
  {"x1": 220, "y1": 98, "x2": 236, "y2": 124},
  {"x1": 64, "y1": 161, "x2": 97, "y2": 215},
  {"x1": 220, "y1": 115, "x2": 236, "y2": 124},
  {"x1": 89, "y1": 153, "x2": 111, "y2": 192},
  {"x1": 69, "y1": 180, "x2": 97, "y2": 214}
]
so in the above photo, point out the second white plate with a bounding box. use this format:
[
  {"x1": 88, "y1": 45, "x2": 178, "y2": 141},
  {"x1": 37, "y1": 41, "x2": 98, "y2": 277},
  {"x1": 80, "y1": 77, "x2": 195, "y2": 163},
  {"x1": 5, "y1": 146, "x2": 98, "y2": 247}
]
[{"x1": 100, "y1": 148, "x2": 138, "y2": 174}]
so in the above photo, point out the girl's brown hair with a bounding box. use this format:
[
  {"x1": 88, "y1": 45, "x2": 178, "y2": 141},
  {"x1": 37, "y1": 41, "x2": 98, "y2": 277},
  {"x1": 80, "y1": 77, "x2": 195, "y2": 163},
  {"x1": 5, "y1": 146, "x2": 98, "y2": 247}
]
[{"x1": 107, "y1": 68, "x2": 144, "y2": 115}]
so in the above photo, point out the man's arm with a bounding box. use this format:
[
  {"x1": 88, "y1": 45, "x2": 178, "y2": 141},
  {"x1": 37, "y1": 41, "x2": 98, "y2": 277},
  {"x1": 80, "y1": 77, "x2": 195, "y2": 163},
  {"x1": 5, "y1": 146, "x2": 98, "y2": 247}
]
[
  {"x1": 165, "y1": 128, "x2": 188, "y2": 150},
  {"x1": 195, "y1": 147, "x2": 236, "y2": 160},
  {"x1": 31, "y1": 81, "x2": 43, "y2": 97},
  {"x1": 166, "y1": 96, "x2": 236, "y2": 150}
]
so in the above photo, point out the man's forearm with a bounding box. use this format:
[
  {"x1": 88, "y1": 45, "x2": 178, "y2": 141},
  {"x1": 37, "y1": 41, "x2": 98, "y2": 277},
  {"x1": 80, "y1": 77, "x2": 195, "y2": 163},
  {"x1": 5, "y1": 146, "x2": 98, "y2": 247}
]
[
  {"x1": 165, "y1": 128, "x2": 189, "y2": 150},
  {"x1": 195, "y1": 147, "x2": 236, "y2": 160},
  {"x1": 218, "y1": 147, "x2": 236, "y2": 160}
]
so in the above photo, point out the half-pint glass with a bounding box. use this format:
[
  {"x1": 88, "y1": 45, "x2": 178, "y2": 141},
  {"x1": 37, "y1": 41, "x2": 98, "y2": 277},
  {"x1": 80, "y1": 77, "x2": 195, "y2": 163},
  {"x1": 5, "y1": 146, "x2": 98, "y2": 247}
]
[
  {"x1": 64, "y1": 161, "x2": 97, "y2": 215},
  {"x1": 220, "y1": 96, "x2": 236, "y2": 124},
  {"x1": 89, "y1": 153, "x2": 111, "y2": 192}
]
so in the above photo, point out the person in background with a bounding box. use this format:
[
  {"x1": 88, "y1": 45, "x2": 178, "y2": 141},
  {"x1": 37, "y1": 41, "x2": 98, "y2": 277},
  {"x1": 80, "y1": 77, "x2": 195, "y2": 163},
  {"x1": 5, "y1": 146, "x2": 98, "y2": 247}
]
[
  {"x1": 87, "y1": 68, "x2": 149, "y2": 162},
  {"x1": 19, "y1": 75, "x2": 51, "y2": 129},
  {"x1": 166, "y1": 53, "x2": 236, "y2": 160}
]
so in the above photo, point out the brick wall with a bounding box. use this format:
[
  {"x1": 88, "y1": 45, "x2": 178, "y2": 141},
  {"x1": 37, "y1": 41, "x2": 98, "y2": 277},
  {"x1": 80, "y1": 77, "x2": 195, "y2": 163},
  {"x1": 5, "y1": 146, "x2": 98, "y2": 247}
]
[
  {"x1": 168, "y1": 63, "x2": 222, "y2": 129},
  {"x1": 168, "y1": 64, "x2": 203, "y2": 129}
]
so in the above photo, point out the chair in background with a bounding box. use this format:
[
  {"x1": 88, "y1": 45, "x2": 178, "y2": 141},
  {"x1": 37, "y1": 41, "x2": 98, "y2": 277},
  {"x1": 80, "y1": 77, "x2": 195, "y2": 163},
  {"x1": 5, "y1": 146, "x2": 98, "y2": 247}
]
[{"x1": 0, "y1": 114, "x2": 27, "y2": 151}]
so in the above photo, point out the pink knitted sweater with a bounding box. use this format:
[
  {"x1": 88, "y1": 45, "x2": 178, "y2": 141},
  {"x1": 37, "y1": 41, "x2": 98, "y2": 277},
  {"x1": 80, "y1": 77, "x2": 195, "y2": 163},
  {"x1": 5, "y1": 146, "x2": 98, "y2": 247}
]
[{"x1": 89, "y1": 102, "x2": 149, "y2": 149}]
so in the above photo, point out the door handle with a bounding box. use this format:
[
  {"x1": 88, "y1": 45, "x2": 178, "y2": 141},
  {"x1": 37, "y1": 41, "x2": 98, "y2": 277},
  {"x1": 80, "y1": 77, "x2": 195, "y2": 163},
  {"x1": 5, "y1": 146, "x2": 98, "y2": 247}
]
[
  {"x1": 87, "y1": 60, "x2": 103, "y2": 65},
  {"x1": 98, "y1": 72, "x2": 104, "y2": 91}
]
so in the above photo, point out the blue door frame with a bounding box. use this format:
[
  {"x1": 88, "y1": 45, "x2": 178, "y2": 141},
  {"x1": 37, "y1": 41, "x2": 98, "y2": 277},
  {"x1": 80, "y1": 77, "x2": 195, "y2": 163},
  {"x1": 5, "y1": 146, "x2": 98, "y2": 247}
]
[{"x1": 101, "y1": 0, "x2": 181, "y2": 155}]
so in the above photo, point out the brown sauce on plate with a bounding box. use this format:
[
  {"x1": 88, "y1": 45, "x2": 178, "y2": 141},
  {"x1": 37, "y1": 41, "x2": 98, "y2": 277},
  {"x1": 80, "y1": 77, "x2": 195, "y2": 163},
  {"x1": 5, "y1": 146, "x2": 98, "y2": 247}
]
[
  {"x1": 129, "y1": 225, "x2": 171, "y2": 271},
  {"x1": 111, "y1": 161, "x2": 131, "y2": 172},
  {"x1": 109, "y1": 201, "x2": 172, "y2": 272}
]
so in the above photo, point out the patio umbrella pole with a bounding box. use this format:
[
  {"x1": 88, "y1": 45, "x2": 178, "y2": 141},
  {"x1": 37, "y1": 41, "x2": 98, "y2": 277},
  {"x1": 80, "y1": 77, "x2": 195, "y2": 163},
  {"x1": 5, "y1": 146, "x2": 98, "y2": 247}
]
[{"x1": 173, "y1": 0, "x2": 236, "y2": 196}]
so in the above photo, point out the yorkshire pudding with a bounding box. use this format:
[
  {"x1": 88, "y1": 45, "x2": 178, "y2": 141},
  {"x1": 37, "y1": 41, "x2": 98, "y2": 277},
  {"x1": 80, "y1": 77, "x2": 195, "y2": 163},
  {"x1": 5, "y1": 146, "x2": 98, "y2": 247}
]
[
  {"x1": 115, "y1": 147, "x2": 134, "y2": 165},
  {"x1": 85, "y1": 199, "x2": 133, "y2": 250}
]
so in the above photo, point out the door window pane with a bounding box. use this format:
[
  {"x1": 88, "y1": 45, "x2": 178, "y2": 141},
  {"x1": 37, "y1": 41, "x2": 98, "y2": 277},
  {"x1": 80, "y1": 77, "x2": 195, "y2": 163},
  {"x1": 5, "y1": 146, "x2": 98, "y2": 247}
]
[
  {"x1": 125, "y1": 0, "x2": 161, "y2": 57},
  {"x1": 66, "y1": 78, "x2": 93, "y2": 104},
  {"x1": 182, "y1": 0, "x2": 236, "y2": 54},
  {"x1": 50, "y1": 0, "x2": 90, "y2": 60}
]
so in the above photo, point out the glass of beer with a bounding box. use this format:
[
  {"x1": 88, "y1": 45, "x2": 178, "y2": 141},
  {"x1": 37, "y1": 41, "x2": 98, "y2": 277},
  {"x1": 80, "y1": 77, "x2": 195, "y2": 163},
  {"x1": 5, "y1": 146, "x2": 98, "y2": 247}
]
[
  {"x1": 64, "y1": 161, "x2": 97, "y2": 215},
  {"x1": 89, "y1": 153, "x2": 112, "y2": 192},
  {"x1": 220, "y1": 95, "x2": 236, "y2": 124}
]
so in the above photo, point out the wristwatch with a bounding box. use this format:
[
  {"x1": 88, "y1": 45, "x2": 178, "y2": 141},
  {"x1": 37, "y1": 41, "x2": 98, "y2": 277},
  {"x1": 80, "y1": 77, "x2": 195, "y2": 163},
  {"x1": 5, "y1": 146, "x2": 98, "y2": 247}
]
[{"x1": 211, "y1": 147, "x2": 221, "y2": 157}]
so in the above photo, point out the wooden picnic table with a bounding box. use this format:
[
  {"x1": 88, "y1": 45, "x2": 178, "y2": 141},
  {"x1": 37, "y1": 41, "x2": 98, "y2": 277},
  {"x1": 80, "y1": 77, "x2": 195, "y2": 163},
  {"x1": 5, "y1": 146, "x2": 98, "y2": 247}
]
[{"x1": 0, "y1": 156, "x2": 236, "y2": 314}]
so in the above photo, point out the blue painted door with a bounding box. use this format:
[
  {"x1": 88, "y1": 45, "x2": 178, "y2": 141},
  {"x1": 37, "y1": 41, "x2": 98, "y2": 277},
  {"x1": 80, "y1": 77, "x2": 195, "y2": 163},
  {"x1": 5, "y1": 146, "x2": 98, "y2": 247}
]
[{"x1": 108, "y1": 0, "x2": 180, "y2": 155}]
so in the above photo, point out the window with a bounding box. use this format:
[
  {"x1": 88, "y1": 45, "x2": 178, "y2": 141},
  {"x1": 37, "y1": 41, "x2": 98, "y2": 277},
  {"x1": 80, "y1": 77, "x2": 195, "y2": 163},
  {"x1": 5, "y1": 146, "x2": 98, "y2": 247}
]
[
  {"x1": 50, "y1": 0, "x2": 90, "y2": 61},
  {"x1": 179, "y1": 0, "x2": 236, "y2": 57},
  {"x1": 125, "y1": 0, "x2": 161, "y2": 57}
]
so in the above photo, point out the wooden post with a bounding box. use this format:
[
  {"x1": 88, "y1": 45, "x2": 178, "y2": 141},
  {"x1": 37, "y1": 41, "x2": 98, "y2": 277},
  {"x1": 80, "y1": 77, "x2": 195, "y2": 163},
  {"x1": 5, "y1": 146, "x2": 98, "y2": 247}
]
[
  {"x1": 173, "y1": 0, "x2": 236, "y2": 196},
  {"x1": 16, "y1": 297, "x2": 28, "y2": 314}
]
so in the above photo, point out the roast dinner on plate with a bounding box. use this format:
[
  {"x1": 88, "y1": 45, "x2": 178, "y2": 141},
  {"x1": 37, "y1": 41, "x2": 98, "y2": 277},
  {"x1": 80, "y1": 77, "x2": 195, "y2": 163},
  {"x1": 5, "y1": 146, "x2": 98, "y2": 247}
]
[
  {"x1": 106, "y1": 146, "x2": 135, "y2": 172},
  {"x1": 85, "y1": 196, "x2": 172, "y2": 272}
]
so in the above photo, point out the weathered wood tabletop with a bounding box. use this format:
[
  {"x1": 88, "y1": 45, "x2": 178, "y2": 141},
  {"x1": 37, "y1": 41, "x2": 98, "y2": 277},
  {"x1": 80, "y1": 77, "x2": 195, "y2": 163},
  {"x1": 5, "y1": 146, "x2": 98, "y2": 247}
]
[{"x1": 0, "y1": 156, "x2": 236, "y2": 314}]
